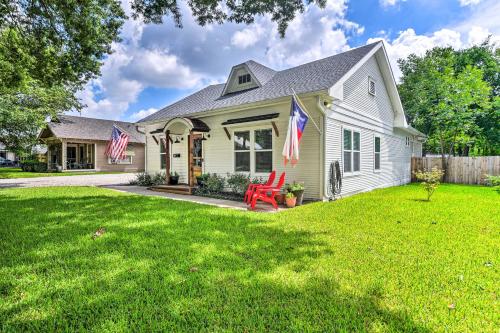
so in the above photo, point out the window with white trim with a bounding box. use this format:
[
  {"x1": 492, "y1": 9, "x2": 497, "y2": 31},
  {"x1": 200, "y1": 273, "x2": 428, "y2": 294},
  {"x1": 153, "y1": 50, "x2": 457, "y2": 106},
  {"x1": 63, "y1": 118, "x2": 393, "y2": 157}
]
[
  {"x1": 160, "y1": 138, "x2": 166, "y2": 169},
  {"x1": 374, "y1": 136, "x2": 381, "y2": 171},
  {"x1": 254, "y1": 129, "x2": 272, "y2": 173},
  {"x1": 405, "y1": 136, "x2": 411, "y2": 147},
  {"x1": 368, "y1": 77, "x2": 376, "y2": 95},
  {"x1": 343, "y1": 128, "x2": 360, "y2": 173},
  {"x1": 234, "y1": 128, "x2": 273, "y2": 174},
  {"x1": 234, "y1": 131, "x2": 250, "y2": 172},
  {"x1": 238, "y1": 74, "x2": 251, "y2": 85},
  {"x1": 108, "y1": 155, "x2": 132, "y2": 165}
]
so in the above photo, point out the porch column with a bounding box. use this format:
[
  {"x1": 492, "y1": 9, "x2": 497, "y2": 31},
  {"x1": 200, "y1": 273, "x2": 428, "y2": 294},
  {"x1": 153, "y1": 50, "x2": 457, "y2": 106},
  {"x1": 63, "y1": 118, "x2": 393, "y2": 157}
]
[
  {"x1": 165, "y1": 130, "x2": 170, "y2": 184},
  {"x1": 46, "y1": 144, "x2": 50, "y2": 170},
  {"x1": 61, "y1": 140, "x2": 67, "y2": 170}
]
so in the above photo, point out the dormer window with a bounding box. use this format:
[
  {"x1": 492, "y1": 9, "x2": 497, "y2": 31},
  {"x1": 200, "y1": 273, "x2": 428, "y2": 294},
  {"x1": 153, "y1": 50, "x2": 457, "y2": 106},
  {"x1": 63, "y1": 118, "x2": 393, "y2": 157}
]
[
  {"x1": 238, "y1": 74, "x2": 251, "y2": 85},
  {"x1": 368, "y1": 77, "x2": 376, "y2": 96}
]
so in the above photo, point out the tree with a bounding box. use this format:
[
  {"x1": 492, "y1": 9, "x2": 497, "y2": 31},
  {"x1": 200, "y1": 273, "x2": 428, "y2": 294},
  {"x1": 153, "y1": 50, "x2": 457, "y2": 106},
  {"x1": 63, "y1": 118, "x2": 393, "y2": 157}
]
[
  {"x1": 1, "y1": 0, "x2": 326, "y2": 153},
  {"x1": 131, "y1": 0, "x2": 327, "y2": 37},
  {"x1": 398, "y1": 43, "x2": 497, "y2": 172},
  {"x1": 0, "y1": 0, "x2": 126, "y2": 153}
]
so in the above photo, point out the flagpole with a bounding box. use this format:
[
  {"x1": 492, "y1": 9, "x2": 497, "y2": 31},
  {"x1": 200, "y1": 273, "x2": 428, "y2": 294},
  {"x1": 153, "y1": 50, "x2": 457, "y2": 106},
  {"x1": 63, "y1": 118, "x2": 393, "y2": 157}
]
[{"x1": 291, "y1": 88, "x2": 322, "y2": 134}]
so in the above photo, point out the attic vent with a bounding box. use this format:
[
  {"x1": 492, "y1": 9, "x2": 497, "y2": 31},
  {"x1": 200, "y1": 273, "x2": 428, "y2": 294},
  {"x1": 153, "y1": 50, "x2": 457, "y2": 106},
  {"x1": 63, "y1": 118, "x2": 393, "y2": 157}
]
[
  {"x1": 368, "y1": 77, "x2": 376, "y2": 96},
  {"x1": 238, "y1": 74, "x2": 251, "y2": 85}
]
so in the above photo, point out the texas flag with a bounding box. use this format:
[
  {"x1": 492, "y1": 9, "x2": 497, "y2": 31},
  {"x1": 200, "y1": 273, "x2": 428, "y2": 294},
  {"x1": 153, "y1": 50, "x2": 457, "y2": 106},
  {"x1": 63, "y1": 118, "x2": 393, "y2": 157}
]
[{"x1": 282, "y1": 95, "x2": 309, "y2": 166}]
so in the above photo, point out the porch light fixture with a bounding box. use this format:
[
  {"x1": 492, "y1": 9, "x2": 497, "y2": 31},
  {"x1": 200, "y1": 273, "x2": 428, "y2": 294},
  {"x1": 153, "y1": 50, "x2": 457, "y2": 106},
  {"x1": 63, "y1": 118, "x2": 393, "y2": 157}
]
[
  {"x1": 201, "y1": 134, "x2": 207, "y2": 141},
  {"x1": 174, "y1": 136, "x2": 180, "y2": 143}
]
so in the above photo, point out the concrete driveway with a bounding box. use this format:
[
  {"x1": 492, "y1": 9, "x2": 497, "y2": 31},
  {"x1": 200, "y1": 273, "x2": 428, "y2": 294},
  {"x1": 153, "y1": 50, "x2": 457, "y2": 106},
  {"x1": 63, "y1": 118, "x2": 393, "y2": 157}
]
[{"x1": 0, "y1": 173, "x2": 136, "y2": 189}]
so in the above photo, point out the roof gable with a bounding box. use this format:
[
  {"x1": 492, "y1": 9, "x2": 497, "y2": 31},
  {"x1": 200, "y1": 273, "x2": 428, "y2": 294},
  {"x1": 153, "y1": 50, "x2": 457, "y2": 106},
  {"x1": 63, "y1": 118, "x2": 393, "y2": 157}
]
[{"x1": 139, "y1": 42, "x2": 381, "y2": 123}]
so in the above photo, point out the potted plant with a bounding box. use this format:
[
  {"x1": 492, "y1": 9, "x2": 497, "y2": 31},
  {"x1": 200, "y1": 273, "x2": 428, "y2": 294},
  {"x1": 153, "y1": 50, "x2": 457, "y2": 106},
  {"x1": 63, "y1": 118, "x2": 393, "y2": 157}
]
[
  {"x1": 196, "y1": 173, "x2": 209, "y2": 187},
  {"x1": 169, "y1": 171, "x2": 179, "y2": 185},
  {"x1": 285, "y1": 192, "x2": 296, "y2": 208},
  {"x1": 286, "y1": 182, "x2": 305, "y2": 206},
  {"x1": 275, "y1": 192, "x2": 286, "y2": 205}
]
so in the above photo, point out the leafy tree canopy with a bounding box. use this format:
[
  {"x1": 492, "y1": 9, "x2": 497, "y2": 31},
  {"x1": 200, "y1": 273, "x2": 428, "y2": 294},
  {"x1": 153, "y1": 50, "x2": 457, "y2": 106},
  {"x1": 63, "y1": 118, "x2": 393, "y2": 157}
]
[
  {"x1": 131, "y1": 0, "x2": 326, "y2": 37},
  {"x1": 1, "y1": 0, "x2": 325, "y2": 154},
  {"x1": 398, "y1": 40, "x2": 499, "y2": 158}
]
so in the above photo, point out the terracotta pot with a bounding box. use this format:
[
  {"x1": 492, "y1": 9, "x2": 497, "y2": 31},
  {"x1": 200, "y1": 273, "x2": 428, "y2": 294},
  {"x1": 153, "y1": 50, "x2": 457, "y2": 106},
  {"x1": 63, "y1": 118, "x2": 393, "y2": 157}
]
[{"x1": 285, "y1": 196, "x2": 296, "y2": 208}]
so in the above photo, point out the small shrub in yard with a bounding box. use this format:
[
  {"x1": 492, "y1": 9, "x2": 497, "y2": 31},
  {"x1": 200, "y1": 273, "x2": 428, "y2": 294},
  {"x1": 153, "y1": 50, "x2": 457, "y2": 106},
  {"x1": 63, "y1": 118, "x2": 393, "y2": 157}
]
[
  {"x1": 130, "y1": 172, "x2": 153, "y2": 186},
  {"x1": 20, "y1": 160, "x2": 47, "y2": 172},
  {"x1": 202, "y1": 173, "x2": 225, "y2": 193},
  {"x1": 151, "y1": 171, "x2": 167, "y2": 185},
  {"x1": 485, "y1": 175, "x2": 500, "y2": 192},
  {"x1": 414, "y1": 167, "x2": 444, "y2": 201},
  {"x1": 226, "y1": 173, "x2": 250, "y2": 195}
]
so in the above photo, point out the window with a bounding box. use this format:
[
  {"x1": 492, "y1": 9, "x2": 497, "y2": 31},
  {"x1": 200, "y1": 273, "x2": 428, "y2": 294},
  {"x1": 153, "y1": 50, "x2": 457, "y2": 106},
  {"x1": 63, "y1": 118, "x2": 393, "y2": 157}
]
[
  {"x1": 238, "y1": 73, "x2": 251, "y2": 85},
  {"x1": 254, "y1": 129, "x2": 273, "y2": 173},
  {"x1": 374, "y1": 136, "x2": 381, "y2": 171},
  {"x1": 234, "y1": 128, "x2": 273, "y2": 174},
  {"x1": 343, "y1": 128, "x2": 361, "y2": 173},
  {"x1": 405, "y1": 136, "x2": 411, "y2": 147},
  {"x1": 108, "y1": 156, "x2": 132, "y2": 165},
  {"x1": 160, "y1": 138, "x2": 166, "y2": 169},
  {"x1": 234, "y1": 131, "x2": 250, "y2": 172},
  {"x1": 368, "y1": 77, "x2": 376, "y2": 95}
]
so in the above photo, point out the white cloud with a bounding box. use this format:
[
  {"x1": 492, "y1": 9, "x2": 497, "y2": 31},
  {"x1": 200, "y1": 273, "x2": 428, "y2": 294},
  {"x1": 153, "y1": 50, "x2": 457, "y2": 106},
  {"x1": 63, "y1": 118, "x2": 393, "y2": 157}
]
[
  {"x1": 128, "y1": 108, "x2": 158, "y2": 121},
  {"x1": 459, "y1": 0, "x2": 481, "y2": 6},
  {"x1": 379, "y1": 0, "x2": 406, "y2": 7}
]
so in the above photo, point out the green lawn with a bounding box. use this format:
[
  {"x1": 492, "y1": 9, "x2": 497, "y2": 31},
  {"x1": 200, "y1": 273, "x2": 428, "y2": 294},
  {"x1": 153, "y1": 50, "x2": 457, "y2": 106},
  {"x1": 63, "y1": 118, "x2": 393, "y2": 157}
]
[
  {"x1": 0, "y1": 184, "x2": 498, "y2": 332},
  {"x1": 0, "y1": 167, "x2": 125, "y2": 179}
]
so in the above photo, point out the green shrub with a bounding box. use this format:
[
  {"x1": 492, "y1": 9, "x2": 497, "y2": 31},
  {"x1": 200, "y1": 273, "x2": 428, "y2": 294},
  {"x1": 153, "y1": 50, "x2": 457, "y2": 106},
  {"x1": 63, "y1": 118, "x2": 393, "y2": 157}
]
[
  {"x1": 130, "y1": 172, "x2": 153, "y2": 186},
  {"x1": 20, "y1": 160, "x2": 47, "y2": 172},
  {"x1": 414, "y1": 167, "x2": 444, "y2": 201},
  {"x1": 152, "y1": 172, "x2": 167, "y2": 185},
  {"x1": 251, "y1": 176, "x2": 265, "y2": 184},
  {"x1": 203, "y1": 173, "x2": 225, "y2": 193},
  {"x1": 485, "y1": 175, "x2": 500, "y2": 193},
  {"x1": 226, "y1": 173, "x2": 250, "y2": 195}
]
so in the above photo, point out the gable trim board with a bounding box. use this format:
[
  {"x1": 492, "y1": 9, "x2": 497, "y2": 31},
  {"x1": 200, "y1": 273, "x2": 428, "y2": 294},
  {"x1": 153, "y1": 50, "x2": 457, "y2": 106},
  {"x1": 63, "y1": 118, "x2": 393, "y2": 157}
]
[{"x1": 140, "y1": 42, "x2": 424, "y2": 200}]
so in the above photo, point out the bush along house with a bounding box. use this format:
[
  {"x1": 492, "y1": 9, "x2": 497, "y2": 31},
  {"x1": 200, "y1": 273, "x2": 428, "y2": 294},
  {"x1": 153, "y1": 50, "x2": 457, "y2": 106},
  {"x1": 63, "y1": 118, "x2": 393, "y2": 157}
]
[
  {"x1": 38, "y1": 115, "x2": 145, "y2": 172},
  {"x1": 136, "y1": 41, "x2": 425, "y2": 200}
]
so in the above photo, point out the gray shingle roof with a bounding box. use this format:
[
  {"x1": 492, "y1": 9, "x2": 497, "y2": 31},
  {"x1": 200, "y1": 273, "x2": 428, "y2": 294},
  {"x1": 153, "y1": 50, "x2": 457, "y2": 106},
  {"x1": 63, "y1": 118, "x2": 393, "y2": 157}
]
[
  {"x1": 46, "y1": 115, "x2": 145, "y2": 143},
  {"x1": 139, "y1": 42, "x2": 380, "y2": 123}
]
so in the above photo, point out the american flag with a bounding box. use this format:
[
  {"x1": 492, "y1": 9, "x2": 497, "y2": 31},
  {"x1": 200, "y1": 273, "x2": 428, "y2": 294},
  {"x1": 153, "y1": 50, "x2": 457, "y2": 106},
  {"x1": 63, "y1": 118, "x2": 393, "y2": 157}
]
[
  {"x1": 105, "y1": 125, "x2": 130, "y2": 161},
  {"x1": 282, "y1": 95, "x2": 309, "y2": 166}
]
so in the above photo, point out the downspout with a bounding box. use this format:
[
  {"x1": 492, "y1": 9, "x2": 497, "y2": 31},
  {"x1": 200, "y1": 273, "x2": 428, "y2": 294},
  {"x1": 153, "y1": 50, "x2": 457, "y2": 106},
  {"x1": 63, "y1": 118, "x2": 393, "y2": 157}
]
[{"x1": 316, "y1": 96, "x2": 329, "y2": 200}]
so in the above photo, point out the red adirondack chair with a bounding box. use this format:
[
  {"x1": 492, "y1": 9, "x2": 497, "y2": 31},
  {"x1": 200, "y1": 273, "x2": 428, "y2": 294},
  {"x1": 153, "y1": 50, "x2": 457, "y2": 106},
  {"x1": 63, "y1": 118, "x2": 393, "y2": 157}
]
[
  {"x1": 249, "y1": 172, "x2": 286, "y2": 210},
  {"x1": 244, "y1": 170, "x2": 276, "y2": 203}
]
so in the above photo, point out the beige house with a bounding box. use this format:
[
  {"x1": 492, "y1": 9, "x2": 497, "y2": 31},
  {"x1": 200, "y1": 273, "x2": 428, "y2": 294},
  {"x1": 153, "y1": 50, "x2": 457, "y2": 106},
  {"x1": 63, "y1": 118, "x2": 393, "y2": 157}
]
[
  {"x1": 137, "y1": 42, "x2": 425, "y2": 200},
  {"x1": 39, "y1": 115, "x2": 145, "y2": 172}
]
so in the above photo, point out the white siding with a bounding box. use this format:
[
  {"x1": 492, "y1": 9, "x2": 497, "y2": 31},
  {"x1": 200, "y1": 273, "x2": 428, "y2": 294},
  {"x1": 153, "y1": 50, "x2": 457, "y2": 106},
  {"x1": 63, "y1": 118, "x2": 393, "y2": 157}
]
[
  {"x1": 144, "y1": 97, "x2": 323, "y2": 199},
  {"x1": 343, "y1": 56, "x2": 394, "y2": 127},
  {"x1": 324, "y1": 54, "x2": 413, "y2": 197}
]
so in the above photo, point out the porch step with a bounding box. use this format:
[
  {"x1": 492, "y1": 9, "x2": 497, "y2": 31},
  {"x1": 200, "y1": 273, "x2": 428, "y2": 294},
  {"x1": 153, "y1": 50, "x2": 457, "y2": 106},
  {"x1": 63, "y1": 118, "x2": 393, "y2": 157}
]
[{"x1": 149, "y1": 184, "x2": 195, "y2": 195}]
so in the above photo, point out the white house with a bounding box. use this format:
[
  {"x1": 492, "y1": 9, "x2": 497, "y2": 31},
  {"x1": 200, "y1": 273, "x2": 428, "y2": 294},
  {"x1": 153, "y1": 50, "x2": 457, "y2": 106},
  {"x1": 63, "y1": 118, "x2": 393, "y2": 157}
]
[{"x1": 137, "y1": 41, "x2": 425, "y2": 200}]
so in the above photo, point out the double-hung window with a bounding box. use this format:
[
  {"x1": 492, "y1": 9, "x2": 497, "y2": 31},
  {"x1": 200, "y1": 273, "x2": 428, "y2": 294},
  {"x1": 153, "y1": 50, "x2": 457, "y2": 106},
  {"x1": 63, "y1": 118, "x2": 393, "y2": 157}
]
[
  {"x1": 234, "y1": 128, "x2": 273, "y2": 174},
  {"x1": 160, "y1": 138, "x2": 167, "y2": 169},
  {"x1": 234, "y1": 131, "x2": 251, "y2": 172},
  {"x1": 343, "y1": 128, "x2": 360, "y2": 173},
  {"x1": 374, "y1": 136, "x2": 381, "y2": 171}
]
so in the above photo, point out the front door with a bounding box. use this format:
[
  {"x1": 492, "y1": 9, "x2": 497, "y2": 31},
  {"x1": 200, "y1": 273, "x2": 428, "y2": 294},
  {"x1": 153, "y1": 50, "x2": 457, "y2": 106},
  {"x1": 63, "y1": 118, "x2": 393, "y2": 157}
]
[{"x1": 189, "y1": 134, "x2": 203, "y2": 186}]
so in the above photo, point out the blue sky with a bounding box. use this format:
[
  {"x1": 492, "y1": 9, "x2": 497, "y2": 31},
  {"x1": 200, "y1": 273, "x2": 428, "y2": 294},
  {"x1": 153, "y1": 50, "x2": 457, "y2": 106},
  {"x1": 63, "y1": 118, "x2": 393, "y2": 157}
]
[{"x1": 73, "y1": 0, "x2": 499, "y2": 122}]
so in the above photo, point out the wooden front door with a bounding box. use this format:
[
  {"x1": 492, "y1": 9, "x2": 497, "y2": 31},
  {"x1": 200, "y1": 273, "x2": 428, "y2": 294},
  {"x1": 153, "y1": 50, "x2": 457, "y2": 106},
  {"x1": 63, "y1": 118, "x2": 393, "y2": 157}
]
[{"x1": 189, "y1": 133, "x2": 203, "y2": 186}]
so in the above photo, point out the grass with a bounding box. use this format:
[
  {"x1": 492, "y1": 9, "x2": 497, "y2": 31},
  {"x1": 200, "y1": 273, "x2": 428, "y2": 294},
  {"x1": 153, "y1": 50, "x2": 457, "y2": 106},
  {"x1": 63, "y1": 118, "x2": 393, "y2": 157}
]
[
  {"x1": 0, "y1": 184, "x2": 498, "y2": 332},
  {"x1": 0, "y1": 167, "x2": 125, "y2": 179}
]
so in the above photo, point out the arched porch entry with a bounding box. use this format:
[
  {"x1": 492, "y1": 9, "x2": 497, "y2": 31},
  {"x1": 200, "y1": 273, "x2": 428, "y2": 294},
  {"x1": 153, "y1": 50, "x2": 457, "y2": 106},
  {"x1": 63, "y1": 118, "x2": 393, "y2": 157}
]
[{"x1": 163, "y1": 117, "x2": 210, "y2": 187}]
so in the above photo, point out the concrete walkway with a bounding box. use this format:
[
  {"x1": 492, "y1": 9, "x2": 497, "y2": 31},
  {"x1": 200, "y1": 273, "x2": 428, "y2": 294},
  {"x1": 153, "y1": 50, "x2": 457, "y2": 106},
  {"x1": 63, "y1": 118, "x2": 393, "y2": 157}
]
[
  {"x1": 104, "y1": 185, "x2": 285, "y2": 212},
  {"x1": 0, "y1": 173, "x2": 136, "y2": 189}
]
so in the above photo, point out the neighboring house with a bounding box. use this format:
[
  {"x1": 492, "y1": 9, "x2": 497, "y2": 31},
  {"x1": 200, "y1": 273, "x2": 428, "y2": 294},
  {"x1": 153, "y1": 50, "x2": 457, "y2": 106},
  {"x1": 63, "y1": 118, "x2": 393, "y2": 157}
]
[
  {"x1": 137, "y1": 41, "x2": 425, "y2": 199},
  {"x1": 0, "y1": 142, "x2": 18, "y2": 163},
  {"x1": 38, "y1": 115, "x2": 145, "y2": 172}
]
